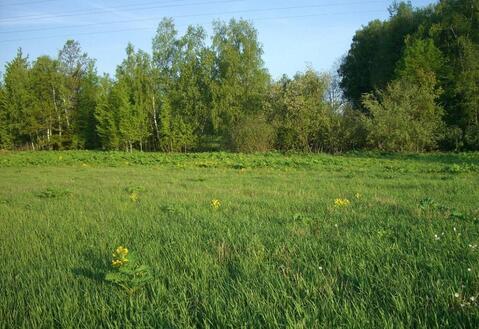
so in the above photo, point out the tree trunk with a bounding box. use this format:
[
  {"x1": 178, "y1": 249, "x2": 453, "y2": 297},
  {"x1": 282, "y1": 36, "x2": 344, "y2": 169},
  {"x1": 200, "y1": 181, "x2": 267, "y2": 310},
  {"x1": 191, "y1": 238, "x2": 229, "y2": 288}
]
[
  {"x1": 46, "y1": 128, "x2": 51, "y2": 150},
  {"x1": 152, "y1": 95, "x2": 160, "y2": 148},
  {"x1": 52, "y1": 86, "x2": 62, "y2": 148}
]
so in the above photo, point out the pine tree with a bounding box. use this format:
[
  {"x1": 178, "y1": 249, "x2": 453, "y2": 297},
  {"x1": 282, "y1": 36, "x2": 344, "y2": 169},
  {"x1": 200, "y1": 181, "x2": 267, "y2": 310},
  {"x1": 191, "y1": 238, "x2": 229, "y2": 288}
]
[
  {"x1": 95, "y1": 75, "x2": 120, "y2": 150},
  {"x1": 1, "y1": 49, "x2": 34, "y2": 149}
]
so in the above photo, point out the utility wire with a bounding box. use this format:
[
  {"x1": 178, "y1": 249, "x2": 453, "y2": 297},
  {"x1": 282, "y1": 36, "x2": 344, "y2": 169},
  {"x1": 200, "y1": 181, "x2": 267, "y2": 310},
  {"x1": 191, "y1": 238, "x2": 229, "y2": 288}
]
[
  {"x1": 0, "y1": 0, "x2": 243, "y2": 22},
  {"x1": 1, "y1": 0, "x2": 387, "y2": 31},
  {"x1": 0, "y1": 9, "x2": 385, "y2": 44},
  {"x1": 0, "y1": 0, "x2": 407, "y2": 23},
  {"x1": 0, "y1": 0, "x2": 57, "y2": 7}
]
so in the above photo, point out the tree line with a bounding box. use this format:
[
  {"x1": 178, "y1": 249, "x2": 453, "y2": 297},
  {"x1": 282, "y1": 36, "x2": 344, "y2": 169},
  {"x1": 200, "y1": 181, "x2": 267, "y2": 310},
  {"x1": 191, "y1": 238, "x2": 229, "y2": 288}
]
[{"x1": 0, "y1": 0, "x2": 477, "y2": 153}]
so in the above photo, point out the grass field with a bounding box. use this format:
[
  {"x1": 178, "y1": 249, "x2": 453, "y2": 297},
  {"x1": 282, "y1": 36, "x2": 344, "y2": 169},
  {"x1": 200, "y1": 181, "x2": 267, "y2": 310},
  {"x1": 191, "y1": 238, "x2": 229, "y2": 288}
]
[{"x1": 1, "y1": 151, "x2": 478, "y2": 328}]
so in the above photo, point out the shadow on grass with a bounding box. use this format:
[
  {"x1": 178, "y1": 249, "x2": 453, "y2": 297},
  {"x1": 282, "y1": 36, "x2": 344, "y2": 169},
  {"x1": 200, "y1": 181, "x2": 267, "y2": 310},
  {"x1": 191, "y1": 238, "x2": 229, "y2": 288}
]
[
  {"x1": 72, "y1": 249, "x2": 108, "y2": 283},
  {"x1": 72, "y1": 267, "x2": 104, "y2": 283}
]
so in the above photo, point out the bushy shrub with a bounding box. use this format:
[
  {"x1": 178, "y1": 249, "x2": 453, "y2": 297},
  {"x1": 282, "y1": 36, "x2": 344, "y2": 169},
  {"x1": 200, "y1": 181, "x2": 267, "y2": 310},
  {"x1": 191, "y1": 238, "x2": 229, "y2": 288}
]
[
  {"x1": 362, "y1": 77, "x2": 444, "y2": 152},
  {"x1": 229, "y1": 116, "x2": 274, "y2": 153},
  {"x1": 464, "y1": 124, "x2": 479, "y2": 151},
  {"x1": 441, "y1": 126, "x2": 464, "y2": 151},
  {"x1": 335, "y1": 105, "x2": 368, "y2": 152}
]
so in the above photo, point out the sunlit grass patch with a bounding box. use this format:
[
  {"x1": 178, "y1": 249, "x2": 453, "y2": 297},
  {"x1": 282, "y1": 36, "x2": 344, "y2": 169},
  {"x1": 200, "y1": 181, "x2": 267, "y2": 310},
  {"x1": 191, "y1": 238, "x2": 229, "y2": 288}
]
[{"x1": 0, "y1": 151, "x2": 478, "y2": 328}]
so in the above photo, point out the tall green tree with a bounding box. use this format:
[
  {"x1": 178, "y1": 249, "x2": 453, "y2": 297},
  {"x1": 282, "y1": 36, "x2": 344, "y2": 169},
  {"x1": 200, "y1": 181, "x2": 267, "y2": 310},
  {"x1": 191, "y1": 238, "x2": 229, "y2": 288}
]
[
  {"x1": 173, "y1": 25, "x2": 212, "y2": 138},
  {"x1": 0, "y1": 80, "x2": 9, "y2": 148},
  {"x1": 29, "y1": 55, "x2": 66, "y2": 149},
  {"x1": 58, "y1": 39, "x2": 93, "y2": 148},
  {"x1": 152, "y1": 20, "x2": 209, "y2": 151},
  {"x1": 95, "y1": 75, "x2": 120, "y2": 150},
  {"x1": 114, "y1": 80, "x2": 136, "y2": 152},
  {"x1": 1, "y1": 49, "x2": 34, "y2": 149},
  {"x1": 340, "y1": 0, "x2": 479, "y2": 149},
  {"x1": 339, "y1": 2, "x2": 431, "y2": 109},
  {"x1": 116, "y1": 44, "x2": 152, "y2": 151},
  {"x1": 211, "y1": 19, "x2": 270, "y2": 143},
  {"x1": 76, "y1": 61, "x2": 100, "y2": 149}
]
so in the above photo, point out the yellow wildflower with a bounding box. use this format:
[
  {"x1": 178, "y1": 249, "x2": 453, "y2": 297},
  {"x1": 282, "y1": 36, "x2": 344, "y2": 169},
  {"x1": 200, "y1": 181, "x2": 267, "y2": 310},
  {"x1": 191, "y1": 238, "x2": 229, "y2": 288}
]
[
  {"x1": 129, "y1": 192, "x2": 139, "y2": 202},
  {"x1": 111, "y1": 246, "x2": 129, "y2": 268},
  {"x1": 334, "y1": 198, "x2": 351, "y2": 207},
  {"x1": 114, "y1": 246, "x2": 128, "y2": 257},
  {"x1": 355, "y1": 193, "x2": 361, "y2": 199},
  {"x1": 112, "y1": 260, "x2": 123, "y2": 267},
  {"x1": 211, "y1": 199, "x2": 221, "y2": 209}
]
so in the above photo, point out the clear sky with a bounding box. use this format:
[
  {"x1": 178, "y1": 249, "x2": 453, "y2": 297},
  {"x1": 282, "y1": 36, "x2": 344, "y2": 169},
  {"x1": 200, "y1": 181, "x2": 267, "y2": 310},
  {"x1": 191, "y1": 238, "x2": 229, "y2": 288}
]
[{"x1": 0, "y1": 0, "x2": 436, "y2": 79}]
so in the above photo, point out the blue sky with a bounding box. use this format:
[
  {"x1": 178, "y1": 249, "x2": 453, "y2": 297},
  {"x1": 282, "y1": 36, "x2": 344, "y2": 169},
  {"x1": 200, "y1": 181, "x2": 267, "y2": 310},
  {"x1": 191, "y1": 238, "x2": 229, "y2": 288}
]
[{"x1": 0, "y1": 0, "x2": 436, "y2": 79}]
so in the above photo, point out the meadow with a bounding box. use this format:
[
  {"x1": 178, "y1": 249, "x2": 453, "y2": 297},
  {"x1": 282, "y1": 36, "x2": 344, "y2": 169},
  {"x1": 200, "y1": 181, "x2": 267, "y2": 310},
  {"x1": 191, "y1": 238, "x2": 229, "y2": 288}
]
[{"x1": 0, "y1": 151, "x2": 478, "y2": 328}]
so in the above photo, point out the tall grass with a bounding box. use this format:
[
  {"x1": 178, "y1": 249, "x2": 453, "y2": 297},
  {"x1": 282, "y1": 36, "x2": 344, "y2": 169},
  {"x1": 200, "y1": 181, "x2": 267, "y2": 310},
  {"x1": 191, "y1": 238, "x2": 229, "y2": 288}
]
[{"x1": 0, "y1": 151, "x2": 478, "y2": 328}]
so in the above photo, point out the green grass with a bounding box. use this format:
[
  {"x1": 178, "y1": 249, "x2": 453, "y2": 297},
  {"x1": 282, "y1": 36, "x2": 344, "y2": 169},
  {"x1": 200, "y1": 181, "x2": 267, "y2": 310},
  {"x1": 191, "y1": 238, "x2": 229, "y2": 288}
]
[{"x1": 0, "y1": 151, "x2": 478, "y2": 328}]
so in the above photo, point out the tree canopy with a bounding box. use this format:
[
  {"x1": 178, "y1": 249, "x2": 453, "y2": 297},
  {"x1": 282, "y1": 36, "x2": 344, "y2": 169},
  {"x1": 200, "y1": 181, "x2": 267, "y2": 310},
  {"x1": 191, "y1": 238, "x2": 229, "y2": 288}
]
[{"x1": 1, "y1": 2, "x2": 478, "y2": 152}]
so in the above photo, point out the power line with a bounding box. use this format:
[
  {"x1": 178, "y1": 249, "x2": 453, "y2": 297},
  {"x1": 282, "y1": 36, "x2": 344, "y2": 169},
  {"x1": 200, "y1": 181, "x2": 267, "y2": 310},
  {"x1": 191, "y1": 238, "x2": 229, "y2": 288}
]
[
  {"x1": 0, "y1": 0, "x2": 407, "y2": 23},
  {"x1": 0, "y1": 0, "x2": 242, "y2": 22},
  {"x1": 0, "y1": 0, "x2": 57, "y2": 7},
  {"x1": 0, "y1": 9, "x2": 386, "y2": 44},
  {"x1": 1, "y1": 0, "x2": 387, "y2": 32}
]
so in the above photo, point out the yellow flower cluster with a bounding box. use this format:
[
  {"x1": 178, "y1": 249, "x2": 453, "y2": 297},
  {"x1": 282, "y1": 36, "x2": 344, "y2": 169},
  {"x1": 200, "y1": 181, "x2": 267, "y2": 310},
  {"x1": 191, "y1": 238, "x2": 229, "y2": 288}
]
[
  {"x1": 112, "y1": 246, "x2": 129, "y2": 267},
  {"x1": 334, "y1": 198, "x2": 351, "y2": 207},
  {"x1": 129, "y1": 192, "x2": 139, "y2": 202},
  {"x1": 211, "y1": 199, "x2": 221, "y2": 209}
]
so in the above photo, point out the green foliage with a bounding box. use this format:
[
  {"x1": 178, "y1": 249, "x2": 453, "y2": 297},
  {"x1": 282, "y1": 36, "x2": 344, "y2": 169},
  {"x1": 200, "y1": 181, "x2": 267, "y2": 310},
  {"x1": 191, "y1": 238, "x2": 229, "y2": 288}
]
[
  {"x1": 211, "y1": 19, "x2": 270, "y2": 138},
  {"x1": 169, "y1": 116, "x2": 196, "y2": 152},
  {"x1": 465, "y1": 124, "x2": 479, "y2": 151},
  {"x1": 158, "y1": 96, "x2": 172, "y2": 151},
  {"x1": 1, "y1": 5, "x2": 478, "y2": 153},
  {"x1": 172, "y1": 25, "x2": 213, "y2": 137},
  {"x1": 36, "y1": 187, "x2": 72, "y2": 199},
  {"x1": 362, "y1": 76, "x2": 444, "y2": 152},
  {"x1": 269, "y1": 69, "x2": 332, "y2": 151},
  {"x1": 396, "y1": 37, "x2": 444, "y2": 82},
  {"x1": 115, "y1": 80, "x2": 136, "y2": 152},
  {"x1": 57, "y1": 40, "x2": 94, "y2": 149},
  {"x1": 340, "y1": 0, "x2": 479, "y2": 150},
  {"x1": 339, "y1": 2, "x2": 426, "y2": 108},
  {"x1": 75, "y1": 62, "x2": 100, "y2": 149},
  {"x1": 228, "y1": 115, "x2": 274, "y2": 153},
  {"x1": 125, "y1": 185, "x2": 146, "y2": 194},
  {"x1": 105, "y1": 246, "x2": 153, "y2": 295},
  {"x1": 335, "y1": 104, "x2": 368, "y2": 151},
  {"x1": 0, "y1": 83, "x2": 8, "y2": 148},
  {"x1": 1, "y1": 49, "x2": 34, "y2": 149},
  {"x1": 95, "y1": 75, "x2": 120, "y2": 150},
  {"x1": 29, "y1": 55, "x2": 65, "y2": 150},
  {"x1": 0, "y1": 42, "x2": 96, "y2": 151},
  {"x1": 419, "y1": 196, "x2": 472, "y2": 221},
  {"x1": 115, "y1": 45, "x2": 152, "y2": 152},
  {"x1": 158, "y1": 97, "x2": 197, "y2": 152}
]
